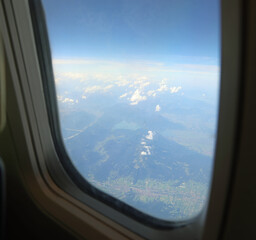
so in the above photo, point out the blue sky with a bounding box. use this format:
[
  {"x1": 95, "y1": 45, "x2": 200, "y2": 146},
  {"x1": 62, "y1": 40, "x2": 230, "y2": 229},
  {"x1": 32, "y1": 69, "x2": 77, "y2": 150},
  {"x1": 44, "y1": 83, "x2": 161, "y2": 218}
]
[
  {"x1": 42, "y1": 0, "x2": 220, "y2": 64},
  {"x1": 42, "y1": 0, "x2": 220, "y2": 94}
]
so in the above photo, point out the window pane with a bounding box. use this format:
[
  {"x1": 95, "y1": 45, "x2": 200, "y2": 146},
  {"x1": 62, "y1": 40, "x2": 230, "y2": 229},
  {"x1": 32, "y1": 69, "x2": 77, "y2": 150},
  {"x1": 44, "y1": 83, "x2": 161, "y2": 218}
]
[{"x1": 42, "y1": 0, "x2": 220, "y2": 221}]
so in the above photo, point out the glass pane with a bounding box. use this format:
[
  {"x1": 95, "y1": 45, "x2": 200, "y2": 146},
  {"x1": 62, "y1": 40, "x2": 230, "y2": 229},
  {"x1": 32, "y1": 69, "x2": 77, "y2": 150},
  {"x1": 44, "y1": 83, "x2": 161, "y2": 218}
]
[{"x1": 42, "y1": 0, "x2": 220, "y2": 221}]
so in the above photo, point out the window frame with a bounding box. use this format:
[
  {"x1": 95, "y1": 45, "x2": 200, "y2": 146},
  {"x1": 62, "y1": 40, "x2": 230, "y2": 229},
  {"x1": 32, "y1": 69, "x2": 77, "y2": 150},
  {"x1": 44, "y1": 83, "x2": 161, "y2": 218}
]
[
  {"x1": 29, "y1": 0, "x2": 210, "y2": 229},
  {"x1": 0, "y1": 0, "x2": 244, "y2": 239}
]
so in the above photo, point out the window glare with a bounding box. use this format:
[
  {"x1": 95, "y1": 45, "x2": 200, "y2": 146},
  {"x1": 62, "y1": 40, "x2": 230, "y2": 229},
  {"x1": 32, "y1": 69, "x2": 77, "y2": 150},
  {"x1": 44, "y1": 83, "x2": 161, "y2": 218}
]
[{"x1": 42, "y1": 0, "x2": 220, "y2": 221}]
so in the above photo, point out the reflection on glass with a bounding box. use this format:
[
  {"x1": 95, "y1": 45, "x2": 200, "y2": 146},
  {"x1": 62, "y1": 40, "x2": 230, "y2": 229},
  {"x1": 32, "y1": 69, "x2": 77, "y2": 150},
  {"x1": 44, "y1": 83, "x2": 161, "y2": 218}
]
[{"x1": 42, "y1": 0, "x2": 220, "y2": 221}]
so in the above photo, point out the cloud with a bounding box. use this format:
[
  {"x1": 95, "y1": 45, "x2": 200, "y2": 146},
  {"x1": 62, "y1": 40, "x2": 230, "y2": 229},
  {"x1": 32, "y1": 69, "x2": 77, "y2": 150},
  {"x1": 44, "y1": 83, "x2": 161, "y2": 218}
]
[
  {"x1": 140, "y1": 137, "x2": 152, "y2": 156},
  {"x1": 147, "y1": 90, "x2": 157, "y2": 97},
  {"x1": 116, "y1": 76, "x2": 130, "y2": 86},
  {"x1": 52, "y1": 58, "x2": 218, "y2": 102},
  {"x1": 145, "y1": 131, "x2": 154, "y2": 140},
  {"x1": 139, "y1": 82, "x2": 150, "y2": 89},
  {"x1": 144, "y1": 63, "x2": 220, "y2": 76},
  {"x1": 53, "y1": 58, "x2": 219, "y2": 80},
  {"x1": 141, "y1": 146, "x2": 151, "y2": 156},
  {"x1": 54, "y1": 77, "x2": 61, "y2": 84},
  {"x1": 53, "y1": 58, "x2": 123, "y2": 66},
  {"x1": 82, "y1": 95, "x2": 87, "y2": 99},
  {"x1": 157, "y1": 84, "x2": 168, "y2": 92},
  {"x1": 63, "y1": 98, "x2": 74, "y2": 103},
  {"x1": 135, "y1": 76, "x2": 148, "y2": 82},
  {"x1": 83, "y1": 84, "x2": 114, "y2": 95},
  {"x1": 155, "y1": 105, "x2": 161, "y2": 112},
  {"x1": 53, "y1": 59, "x2": 96, "y2": 65},
  {"x1": 144, "y1": 145, "x2": 151, "y2": 155},
  {"x1": 53, "y1": 72, "x2": 89, "y2": 86},
  {"x1": 57, "y1": 95, "x2": 63, "y2": 101},
  {"x1": 120, "y1": 93, "x2": 128, "y2": 98},
  {"x1": 146, "y1": 80, "x2": 169, "y2": 97},
  {"x1": 147, "y1": 82, "x2": 181, "y2": 98},
  {"x1": 129, "y1": 76, "x2": 151, "y2": 90},
  {"x1": 161, "y1": 78, "x2": 168, "y2": 84},
  {"x1": 56, "y1": 72, "x2": 88, "y2": 80},
  {"x1": 170, "y1": 86, "x2": 182, "y2": 93},
  {"x1": 130, "y1": 89, "x2": 147, "y2": 105},
  {"x1": 156, "y1": 79, "x2": 170, "y2": 92},
  {"x1": 104, "y1": 85, "x2": 114, "y2": 91},
  {"x1": 60, "y1": 97, "x2": 75, "y2": 103},
  {"x1": 84, "y1": 85, "x2": 102, "y2": 94},
  {"x1": 174, "y1": 64, "x2": 219, "y2": 73},
  {"x1": 57, "y1": 95, "x2": 78, "y2": 104}
]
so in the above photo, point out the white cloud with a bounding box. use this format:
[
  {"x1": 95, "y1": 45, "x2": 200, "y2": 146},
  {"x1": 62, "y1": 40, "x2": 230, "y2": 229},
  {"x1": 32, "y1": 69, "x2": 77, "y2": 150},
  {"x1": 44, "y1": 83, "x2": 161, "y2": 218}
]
[
  {"x1": 170, "y1": 86, "x2": 182, "y2": 93},
  {"x1": 63, "y1": 97, "x2": 74, "y2": 103},
  {"x1": 145, "y1": 131, "x2": 154, "y2": 140},
  {"x1": 144, "y1": 145, "x2": 151, "y2": 155},
  {"x1": 53, "y1": 59, "x2": 219, "y2": 84},
  {"x1": 84, "y1": 85, "x2": 102, "y2": 94},
  {"x1": 141, "y1": 151, "x2": 147, "y2": 156},
  {"x1": 52, "y1": 58, "x2": 219, "y2": 101},
  {"x1": 174, "y1": 64, "x2": 219, "y2": 73},
  {"x1": 146, "y1": 81, "x2": 169, "y2": 96},
  {"x1": 55, "y1": 77, "x2": 61, "y2": 84},
  {"x1": 157, "y1": 84, "x2": 169, "y2": 92},
  {"x1": 135, "y1": 76, "x2": 148, "y2": 81},
  {"x1": 82, "y1": 95, "x2": 87, "y2": 99},
  {"x1": 161, "y1": 78, "x2": 168, "y2": 84},
  {"x1": 59, "y1": 72, "x2": 87, "y2": 80},
  {"x1": 53, "y1": 59, "x2": 95, "y2": 65},
  {"x1": 130, "y1": 102, "x2": 138, "y2": 105},
  {"x1": 104, "y1": 85, "x2": 114, "y2": 90},
  {"x1": 140, "y1": 82, "x2": 150, "y2": 89},
  {"x1": 57, "y1": 95, "x2": 63, "y2": 101},
  {"x1": 147, "y1": 82, "x2": 171, "y2": 97},
  {"x1": 129, "y1": 76, "x2": 151, "y2": 91},
  {"x1": 57, "y1": 96, "x2": 79, "y2": 104},
  {"x1": 53, "y1": 58, "x2": 122, "y2": 66},
  {"x1": 147, "y1": 90, "x2": 155, "y2": 96},
  {"x1": 116, "y1": 76, "x2": 130, "y2": 86},
  {"x1": 83, "y1": 84, "x2": 114, "y2": 94},
  {"x1": 141, "y1": 141, "x2": 146, "y2": 145},
  {"x1": 53, "y1": 72, "x2": 89, "y2": 86},
  {"x1": 120, "y1": 93, "x2": 128, "y2": 98},
  {"x1": 155, "y1": 105, "x2": 161, "y2": 112},
  {"x1": 130, "y1": 89, "x2": 147, "y2": 105}
]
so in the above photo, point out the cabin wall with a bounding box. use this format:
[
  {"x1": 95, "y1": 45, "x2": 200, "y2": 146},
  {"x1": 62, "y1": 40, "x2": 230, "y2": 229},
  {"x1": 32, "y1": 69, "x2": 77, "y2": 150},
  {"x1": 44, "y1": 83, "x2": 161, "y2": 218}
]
[
  {"x1": 0, "y1": 63, "x2": 75, "y2": 240},
  {"x1": 222, "y1": 1, "x2": 256, "y2": 239}
]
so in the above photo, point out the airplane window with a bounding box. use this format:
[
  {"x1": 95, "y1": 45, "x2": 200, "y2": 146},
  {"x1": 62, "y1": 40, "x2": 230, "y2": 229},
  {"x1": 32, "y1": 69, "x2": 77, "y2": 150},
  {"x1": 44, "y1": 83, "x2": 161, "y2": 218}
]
[{"x1": 41, "y1": 0, "x2": 220, "y2": 222}]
